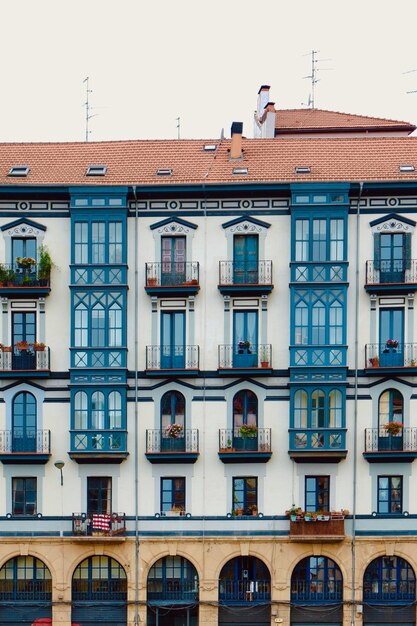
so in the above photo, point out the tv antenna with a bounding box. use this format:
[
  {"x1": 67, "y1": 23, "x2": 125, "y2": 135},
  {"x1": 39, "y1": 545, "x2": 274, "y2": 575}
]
[
  {"x1": 83, "y1": 77, "x2": 98, "y2": 141},
  {"x1": 302, "y1": 50, "x2": 332, "y2": 109},
  {"x1": 176, "y1": 117, "x2": 181, "y2": 139}
]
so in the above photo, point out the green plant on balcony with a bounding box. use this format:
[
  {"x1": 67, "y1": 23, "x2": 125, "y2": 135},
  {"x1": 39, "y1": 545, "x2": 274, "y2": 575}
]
[
  {"x1": 16, "y1": 256, "x2": 36, "y2": 268},
  {"x1": 38, "y1": 245, "x2": 52, "y2": 284},
  {"x1": 31, "y1": 342, "x2": 46, "y2": 352},
  {"x1": 238, "y1": 340, "x2": 251, "y2": 354},
  {"x1": 384, "y1": 421, "x2": 403, "y2": 436},
  {"x1": 239, "y1": 423, "x2": 258, "y2": 439},
  {"x1": 16, "y1": 340, "x2": 29, "y2": 351},
  {"x1": 0, "y1": 264, "x2": 7, "y2": 285},
  {"x1": 369, "y1": 355, "x2": 379, "y2": 367}
]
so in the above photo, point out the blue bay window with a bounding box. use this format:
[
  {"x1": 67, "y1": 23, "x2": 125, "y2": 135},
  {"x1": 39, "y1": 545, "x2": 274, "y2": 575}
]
[{"x1": 73, "y1": 219, "x2": 124, "y2": 265}]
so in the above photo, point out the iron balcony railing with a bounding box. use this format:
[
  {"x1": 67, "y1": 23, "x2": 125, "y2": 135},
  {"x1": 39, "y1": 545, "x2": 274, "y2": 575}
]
[
  {"x1": 0, "y1": 345, "x2": 50, "y2": 371},
  {"x1": 146, "y1": 345, "x2": 200, "y2": 370},
  {"x1": 291, "y1": 580, "x2": 343, "y2": 602},
  {"x1": 366, "y1": 259, "x2": 417, "y2": 285},
  {"x1": 0, "y1": 263, "x2": 50, "y2": 288},
  {"x1": 364, "y1": 427, "x2": 417, "y2": 453},
  {"x1": 219, "y1": 579, "x2": 271, "y2": 602},
  {"x1": 218, "y1": 344, "x2": 272, "y2": 369},
  {"x1": 366, "y1": 343, "x2": 417, "y2": 368},
  {"x1": 147, "y1": 579, "x2": 199, "y2": 602},
  {"x1": 289, "y1": 428, "x2": 346, "y2": 451},
  {"x1": 72, "y1": 512, "x2": 126, "y2": 537},
  {"x1": 145, "y1": 262, "x2": 199, "y2": 287},
  {"x1": 0, "y1": 582, "x2": 51, "y2": 601},
  {"x1": 219, "y1": 260, "x2": 272, "y2": 286},
  {"x1": 219, "y1": 428, "x2": 271, "y2": 453},
  {"x1": 70, "y1": 430, "x2": 127, "y2": 453},
  {"x1": 0, "y1": 429, "x2": 50, "y2": 454},
  {"x1": 146, "y1": 429, "x2": 199, "y2": 454}
]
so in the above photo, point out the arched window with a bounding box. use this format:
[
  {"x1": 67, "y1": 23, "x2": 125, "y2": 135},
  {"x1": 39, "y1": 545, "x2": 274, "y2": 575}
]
[
  {"x1": 291, "y1": 556, "x2": 342, "y2": 602},
  {"x1": 0, "y1": 556, "x2": 52, "y2": 623},
  {"x1": 109, "y1": 391, "x2": 122, "y2": 429},
  {"x1": 233, "y1": 390, "x2": 257, "y2": 430},
  {"x1": 311, "y1": 389, "x2": 325, "y2": 427},
  {"x1": 295, "y1": 301, "x2": 308, "y2": 344},
  {"x1": 73, "y1": 390, "x2": 123, "y2": 431},
  {"x1": 219, "y1": 556, "x2": 270, "y2": 602},
  {"x1": 364, "y1": 556, "x2": 415, "y2": 601},
  {"x1": 329, "y1": 389, "x2": 342, "y2": 428},
  {"x1": 74, "y1": 391, "x2": 87, "y2": 429},
  {"x1": 91, "y1": 391, "x2": 105, "y2": 429},
  {"x1": 161, "y1": 391, "x2": 185, "y2": 430},
  {"x1": 379, "y1": 389, "x2": 403, "y2": 428},
  {"x1": 329, "y1": 301, "x2": 343, "y2": 345},
  {"x1": 12, "y1": 392, "x2": 36, "y2": 452},
  {"x1": 147, "y1": 556, "x2": 198, "y2": 601},
  {"x1": 294, "y1": 390, "x2": 307, "y2": 428}
]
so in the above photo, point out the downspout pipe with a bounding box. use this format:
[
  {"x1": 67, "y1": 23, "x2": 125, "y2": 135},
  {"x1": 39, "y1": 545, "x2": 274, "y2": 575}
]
[
  {"x1": 352, "y1": 181, "x2": 364, "y2": 626},
  {"x1": 132, "y1": 185, "x2": 139, "y2": 626}
]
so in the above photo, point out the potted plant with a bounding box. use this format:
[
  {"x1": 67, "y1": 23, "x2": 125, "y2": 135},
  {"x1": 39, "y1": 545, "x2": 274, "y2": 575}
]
[
  {"x1": 5, "y1": 269, "x2": 15, "y2": 286},
  {"x1": 369, "y1": 355, "x2": 379, "y2": 367},
  {"x1": 239, "y1": 424, "x2": 258, "y2": 438},
  {"x1": 247, "y1": 504, "x2": 258, "y2": 516},
  {"x1": 165, "y1": 423, "x2": 184, "y2": 439},
  {"x1": 16, "y1": 340, "x2": 29, "y2": 351},
  {"x1": 16, "y1": 256, "x2": 36, "y2": 269},
  {"x1": 386, "y1": 339, "x2": 399, "y2": 350},
  {"x1": 260, "y1": 347, "x2": 269, "y2": 368},
  {"x1": 38, "y1": 245, "x2": 52, "y2": 285},
  {"x1": 1, "y1": 345, "x2": 12, "y2": 353},
  {"x1": 0, "y1": 263, "x2": 7, "y2": 286},
  {"x1": 286, "y1": 505, "x2": 302, "y2": 522},
  {"x1": 31, "y1": 342, "x2": 46, "y2": 352},
  {"x1": 384, "y1": 421, "x2": 403, "y2": 436},
  {"x1": 147, "y1": 276, "x2": 158, "y2": 287},
  {"x1": 238, "y1": 340, "x2": 251, "y2": 354},
  {"x1": 304, "y1": 511, "x2": 313, "y2": 522}
]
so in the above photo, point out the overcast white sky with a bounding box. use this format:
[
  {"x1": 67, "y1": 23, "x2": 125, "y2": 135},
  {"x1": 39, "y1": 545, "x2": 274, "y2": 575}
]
[{"x1": 2, "y1": 0, "x2": 417, "y2": 143}]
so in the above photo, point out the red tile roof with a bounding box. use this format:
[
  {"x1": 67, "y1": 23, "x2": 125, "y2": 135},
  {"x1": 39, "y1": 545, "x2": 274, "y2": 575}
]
[
  {"x1": 275, "y1": 109, "x2": 416, "y2": 133},
  {"x1": 0, "y1": 137, "x2": 417, "y2": 186}
]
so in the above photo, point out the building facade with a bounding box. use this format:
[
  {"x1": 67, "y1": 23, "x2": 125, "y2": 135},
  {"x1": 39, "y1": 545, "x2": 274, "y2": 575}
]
[{"x1": 0, "y1": 128, "x2": 417, "y2": 625}]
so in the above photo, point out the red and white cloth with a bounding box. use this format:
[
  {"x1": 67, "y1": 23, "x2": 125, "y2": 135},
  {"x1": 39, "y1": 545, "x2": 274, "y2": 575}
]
[{"x1": 92, "y1": 513, "x2": 111, "y2": 531}]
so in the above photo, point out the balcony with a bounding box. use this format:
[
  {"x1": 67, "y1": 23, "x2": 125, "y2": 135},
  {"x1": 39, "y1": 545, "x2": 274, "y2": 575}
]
[
  {"x1": 218, "y1": 344, "x2": 272, "y2": 375},
  {"x1": 146, "y1": 345, "x2": 200, "y2": 376},
  {"x1": 72, "y1": 512, "x2": 126, "y2": 538},
  {"x1": 365, "y1": 260, "x2": 417, "y2": 294},
  {"x1": 145, "y1": 262, "x2": 200, "y2": 296},
  {"x1": 0, "y1": 264, "x2": 50, "y2": 297},
  {"x1": 289, "y1": 514, "x2": 345, "y2": 542},
  {"x1": 219, "y1": 580, "x2": 271, "y2": 603},
  {"x1": 218, "y1": 261, "x2": 273, "y2": 295},
  {"x1": 69, "y1": 430, "x2": 128, "y2": 464},
  {"x1": 145, "y1": 429, "x2": 199, "y2": 463},
  {"x1": 0, "y1": 345, "x2": 50, "y2": 378},
  {"x1": 365, "y1": 343, "x2": 417, "y2": 373},
  {"x1": 364, "y1": 427, "x2": 417, "y2": 462},
  {"x1": 0, "y1": 429, "x2": 50, "y2": 464},
  {"x1": 289, "y1": 428, "x2": 347, "y2": 463},
  {"x1": 218, "y1": 428, "x2": 272, "y2": 463}
]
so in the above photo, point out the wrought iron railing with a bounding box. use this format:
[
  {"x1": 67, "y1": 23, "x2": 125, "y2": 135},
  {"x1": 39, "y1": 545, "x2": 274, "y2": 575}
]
[
  {"x1": 72, "y1": 512, "x2": 126, "y2": 537},
  {"x1": 0, "y1": 582, "x2": 52, "y2": 601},
  {"x1": 219, "y1": 428, "x2": 271, "y2": 452},
  {"x1": 289, "y1": 428, "x2": 346, "y2": 451},
  {"x1": 70, "y1": 430, "x2": 127, "y2": 453},
  {"x1": 0, "y1": 263, "x2": 50, "y2": 288},
  {"x1": 366, "y1": 259, "x2": 417, "y2": 285},
  {"x1": 219, "y1": 260, "x2": 272, "y2": 286},
  {"x1": 146, "y1": 429, "x2": 199, "y2": 454},
  {"x1": 72, "y1": 579, "x2": 127, "y2": 600},
  {"x1": 0, "y1": 345, "x2": 50, "y2": 371},
  {"x1": 291, "y1": 580, "x2": 342, "y2": 602},
  {"x1": 219, "y1": 579, "x2": 271, "y2": 602},
  {"x1": 147, "y1": 580, "x2": 199, "y2": 601},
  {"x1": 364, "y1": 427, "x2": 417, "y2": 453},
  {"x1": 145, "y1": 262, "x2": 199, "y2": 287},
  {"x1": 0, "y1": 429, "x2": 50, "y2": 454},
  {"x1": 146, "y1": 345, "x2": 199, "y2": 370},
  {"x1": 365, "y1": 343, "x2": 417, "y2": 368},
  {"x1": 218, "y1": 344, "x2": 272, "y2": 369}
]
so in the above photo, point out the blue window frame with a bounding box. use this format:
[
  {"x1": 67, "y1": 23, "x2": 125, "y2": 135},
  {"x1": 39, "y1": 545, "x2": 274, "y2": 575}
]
[
  {"x1": 291, "y1": 556, "x2": 343, "y2": 603},
  {"x1": 12, "y1": 237, "x2": 37, "y2": 266},
  {"x1": 87, "y1": 477, "x2": 111, "y2": 514},
  {"x1": 378, "y1": 390, "x2": 404, "y2": 451},
  {"x1": 363, "y1": 556, "x2": 416, "y2": 602},
  {"x1": 233, "y1": 310, "x2": 258, "y2": 367},
  {"x1": 293, "y1": 388, "x2": 343, "y2": 428},
  {"x1": 72, "y1": 556, "x2": 127, "y2": 601},
  {"x1": 219, "y1": 556, "x2": 271, "y2": 603},
  {"x1": 305, "y1": 476, "x2": 329, "y2": 512},
  {"x1": 161, "y1": 477, "x2": 185, "y2": 513},
  {"x1": 161, "y1": 391, "x2": 185, "y2": 429},
  {"x1": 73, "y1": 291, "x2": 124, "y2": 347},
  {"x1": 294, "y1": 216, "x2": 345, "y2": 262},
  {"x1": 0, "y1": 556, "x2": 51, "y2": 601},
  {"x1": 233, "y1": 234, "x2": 259, "y2": 283},
  {"x1": 294, "y1": 290, "x2": 345, "y2": 345},
  {"x1": 147, "y1": 556, "x2": 199, "y2": 602},
  {"x1": 378, "y1": 476, "x2": 402, "y2": 514},
  {"x1": 161, "y1": 236, "x2": 186, "y2": 284},
  {"x1": 379, "y1": 308, "x2": 404, "y2": 366},
  {"x1": 233, "y1": 477, "x2": 257, "y2": 515},
  {"x1": 12, "y1": 477, "x2": 37, "y2": 516},
  {"x1": 73, "y1": 389, "x2": 124, "y2": 430},
  {"x1": 161, "y1": 311, "x2": 185, "y2": 368},
  {"x1": 12, "y1": 392, "x2": 36, "y2": 453},
  {"x1": 73, "y1": 220, "x2": 124, "y2": 265},
  {"x1": 374, "y1": 232, "x2": 411, "y2": 283}
]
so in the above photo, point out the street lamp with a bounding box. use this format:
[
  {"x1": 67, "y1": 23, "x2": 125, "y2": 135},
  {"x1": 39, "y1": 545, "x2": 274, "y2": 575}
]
[{"x1": 54, "y1": 460, "x2": 65, "y2": 486}]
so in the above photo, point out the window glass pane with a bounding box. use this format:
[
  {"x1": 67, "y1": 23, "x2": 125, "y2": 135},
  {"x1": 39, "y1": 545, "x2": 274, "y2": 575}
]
[
  {"x1": 74, "y1": 305, "x2": 88, "y2": 346},
  {"x1": 312, "y1": 219, "x2": 326, "y2": 261},
  {"x1": 74, "y1": 222, "x2": 89, "y2": 264},
  {"x1": 109, "y1": 304, "x2": 122, "y2": 346},
  {"x1": 294, "y1": 390, "x2": 307, "y2": 428},
  {"x1": 311, "y1": 390, "x2": 325, "y2": 427},
  {"x1": 91, "y1": 305, "x2": 105, "y2": 346},
  {"x1": 108, "y1": 391, "x2": 122, "y2": 429},
  {"x1": 109, "y1": 222, "x2": 123, "y2": 264},
  {"x1": 312, "y1": 301, "x2": 325, "y2": 344},
  {"x1": 92, "y1": 222, "x2": 106, "y2": 264},
  {"x1": 91, "y1": 392, "x2": 105, "y2": 429},
  {"x1": 330, "y1": 219, "x2": 344, "y2": 260},
  {"x1": 295, "y1": 302, "x2": 308, "y2": 344},
  {"x1": 295, "y1": 219, "x2": 309, "y2": 261},
  {"x1": 74, "y1": 391, "x2": 88, "y2": 429}
]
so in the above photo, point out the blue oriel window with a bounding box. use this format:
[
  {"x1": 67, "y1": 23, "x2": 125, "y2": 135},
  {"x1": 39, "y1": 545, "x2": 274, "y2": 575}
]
[
  {"x1": 378, "y1": 476, "x2": 402, "y2": 514},
  {"x1": 74, "y1": 390, "x2": 123, "y2": 430},
  {"x1": 294, "y1": 290, "x2": 344, "y2": 345},
  {"x1": 74, "y1": 220, "x2": 123, "y2": 264},
  {"x1": 74, "y1": 292, "x2": 124, "y2": 347},
  {"x1": 293, "y1": 388, "x2": 343, "y2": 428},
  {"x1": 305, "y1": 476, "x2": 329, "y2": 512},
  {"x1": 294, "y1": 217, "x2": 345, "y2": 262}
]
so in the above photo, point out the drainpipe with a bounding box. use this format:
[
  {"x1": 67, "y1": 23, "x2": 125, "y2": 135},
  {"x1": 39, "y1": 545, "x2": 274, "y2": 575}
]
[
  {"x1": 352, "y1": 181, "x2": 364, "y2": 626},
  {"x1": 132, "y1": 185, "x2": 140, "y2": 626}
]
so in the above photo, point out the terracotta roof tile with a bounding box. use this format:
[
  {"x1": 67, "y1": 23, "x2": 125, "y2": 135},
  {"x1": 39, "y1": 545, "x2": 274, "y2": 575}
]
[
  {"x1": 275, "y1": 108, "x2": 416, "y2": 132},
  {"x1": 0, "y1": 137, "x2": 417, "y2": 186}
]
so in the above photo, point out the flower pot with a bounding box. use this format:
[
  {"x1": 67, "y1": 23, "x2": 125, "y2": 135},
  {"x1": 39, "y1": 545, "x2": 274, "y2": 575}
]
[{"x1": 261, "y1": 361, "x2": 269, "y2": 368}]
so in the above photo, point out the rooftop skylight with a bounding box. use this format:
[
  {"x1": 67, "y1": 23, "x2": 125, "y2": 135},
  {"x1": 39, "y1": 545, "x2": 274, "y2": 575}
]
[
  {"x1": 295, "y1": 166, "x2": 311, "y2": 174},
  {"x1": 399, "y1": 165, "x2": 415, "y2": 173},
  {"x1": 156, "y1": 168, "x2": 173, "y2": 176},
  {"x1": 232, "y1": 167, "x2": 248, "y2": 175},
  {"x1": 203, "y1": 144, "x2": 217, "y2": 152},
  {"x1": 86, "y1": 165, "x2": 107, "y2": 176},
  {"x1": 8, "y1": 166, "x2": 30, "y2": 177}
]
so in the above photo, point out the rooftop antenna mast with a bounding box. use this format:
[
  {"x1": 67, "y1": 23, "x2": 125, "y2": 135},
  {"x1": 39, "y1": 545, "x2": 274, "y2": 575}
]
[
  {"x1": 176, "y1": 117, "x2": 181, "y2": 139},
  {"x1": 302, "y1": 50, "x2": 332, "y2": 109},
  {"x1": 83, "y1": 77, "x2": 98, "y2": 142}
]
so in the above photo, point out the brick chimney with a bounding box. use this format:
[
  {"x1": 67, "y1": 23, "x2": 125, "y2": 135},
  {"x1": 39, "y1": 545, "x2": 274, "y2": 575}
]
[{"x1": 230, "y1": 122, "x2": 243, "y2": 159}]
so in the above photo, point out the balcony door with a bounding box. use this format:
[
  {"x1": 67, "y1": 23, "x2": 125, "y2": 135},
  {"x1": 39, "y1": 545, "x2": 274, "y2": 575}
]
[
  {"x1": 233, "y1": 311, "x2": 258, "y2": 367},
  {"x1": 378, "y1": 390, "x2": 404, "y2": 451},
  {"x1": 12, "y1": 312, "x2": 36, "y2": 370},
  {"x1": 379, "y1": 233, "x2": 405, "y2": 284},
  {"x1": 161, "y1": 391, "x2": 185, "y2": 452},
  {"x1": 161, "y1": 311, "x2": 185, "y2": 369},
  {"x1": 233, "y1": 390, "x2": 257, "y2": 450},
  {"x1": 233, "y1": 234, "x2": 258, "y2": 284},
  {"x1": 12, "y1": 392, "x2": 36, "y2": 453},
  {"x1": 12, "y1": 237, "x2": 37, "y2": 268},
  {"x1": 87, "y1": 477, "x2": 111, "y2": 514},
  {"x1": 379, "y1": 308, "x2": 404, "y2": 366},
  {"x1": 161, "y1": 236, "x2": 186, "y2": 285}
]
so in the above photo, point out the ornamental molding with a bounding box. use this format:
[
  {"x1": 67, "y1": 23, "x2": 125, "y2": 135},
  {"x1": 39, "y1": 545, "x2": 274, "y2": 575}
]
[
  {"x1": 157, "y1": 223, "x2": 190, "y2": 235},
  {"x1": 372, "y1": 218, "x2": 415, "y2": 234},
  {"x1": 226, "y1": 221, "x2": 266, "y2": 234},
  {"x1": 6, "y1": 223, "x2": 43, "y2": 237}
]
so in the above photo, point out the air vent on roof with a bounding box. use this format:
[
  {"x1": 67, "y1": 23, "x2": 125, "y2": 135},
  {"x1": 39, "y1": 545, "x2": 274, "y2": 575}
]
[
  {"x1": 399, "y1": 165, "x2": 415, "y2": 173},
  {"x1": 156, "y1": 168, "x2": 173, "y2": 176},
  {"x1": 8, "y1": 166, "x2": 30, "y2": 177},
  {"x1": 295, "y1": 166, "x2": 311, "y2": 174},
  {"x1": 232, "y1": 167, "x2": 248, "y2": 175},
  {"x1": 203, "y1": 144, "x2": 217, "y2": 151},
  {"x1": 86, "y1": 165, "x2": 107, "y2": 176}
]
